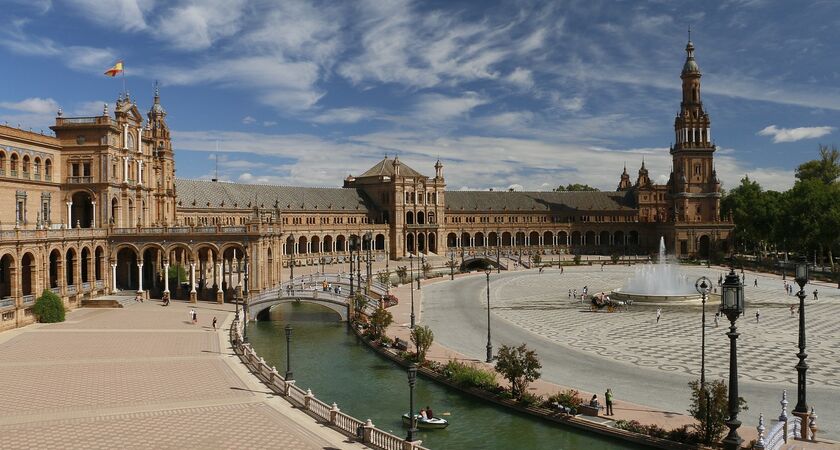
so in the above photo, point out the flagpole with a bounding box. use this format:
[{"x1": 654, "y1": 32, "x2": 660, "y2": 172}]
[{"x1": 122, "y1": 62, "x2": 126, "y2": 95}]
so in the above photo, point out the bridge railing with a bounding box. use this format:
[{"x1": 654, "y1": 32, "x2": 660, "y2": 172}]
[
  {"x1": 230, "y1": 319, "x2": 428, "y2": 450},
  {"x1": 281, "y1": 273, "x2": 388, "y2": 297},
  {"x1": 249, "y1": 286, "x2": 379, "y2": 317}
]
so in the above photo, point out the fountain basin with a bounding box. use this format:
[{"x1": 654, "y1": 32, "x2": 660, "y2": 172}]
[{"x1": 610, "y1": 288, "x2": 719, "y2": 305}]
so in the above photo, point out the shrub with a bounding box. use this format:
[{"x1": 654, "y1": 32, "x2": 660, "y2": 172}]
[
  {"x1": 518, "y1": 391, "x2": 543, "y2": 407},
  {"x1": 532, "y1": 253, "x2": 541, "y2": 264},
  {"x1": 494, "y1": 343, "x2": 542, "y2": 400},
  {"x1": 545, "y1": 389, "x2": 584, "y2": 410},
  {"x1": 688, "y1": 379, "x2": 748, "y2": 444},
  {"x1": 368, "y1": 308, "x2": 393, "y2": 339},
  {"x1": 573, "y1": 254, "x2": 582, "y2": 265},
  {"x1": 442, "y1": 360, "x2": 498, "y2": 391},
  {"x1": 410, "y1": 325, "x2": 434, "y2": 362},
  {"x1": 33, "y1": 289, "x2": 65, "y2": 323},
  {"x1": 610, "y1": 253, "x2": 621, "y2": 264}
]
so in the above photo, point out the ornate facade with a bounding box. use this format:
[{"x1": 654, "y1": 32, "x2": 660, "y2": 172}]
[{"x1": 0, "y1": 39, "x2": 731, "y2": 331}]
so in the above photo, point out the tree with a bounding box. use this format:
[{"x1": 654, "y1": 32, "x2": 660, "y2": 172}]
[
  {"x1": 688, "y1": 379, "x2": 748, "y2": 445},
  {"x1": 353, "y1": 292, "x2": 369, "y2": 315},
  {"x1": 376, "y1": 270, "x2": 391, "y2": 290},
  {"x1": 554, "y1": 183, "x2": 599, "y2": 192},
  {"x1": 168, "y1": 264, "x2": 187, "y2": 283},
  {"x1": 395, "y1": 266, "x2": 408, "y2": 284},
  {"x1": 532, "y1": 253, "x2": 541, "y2": 264},
  {"x1": 494, "y1": 343, "x2": 542, "y2": 400},
  {"x1": 33, "y1": 289, "x2": 65, "y2": 323},
  {"x1": 795, "y1": 144, "x2": 840, "y2": 185},
  {"x1": 369, "y1": 307, "x2": 393, "y2": 339},
  {"x1": 410, "y1": 325, "x2": 434, "y2": 362}
]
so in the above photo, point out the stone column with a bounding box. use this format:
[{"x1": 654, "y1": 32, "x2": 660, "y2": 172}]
[
  {"x1": 91, "y1": 201, "x2": 96, "y2": 228},
  {"x1": 163, "y1": 262, "x2": 170, "y2": 294},
  {"x1": 66, "y1": 202, "x2": 72, "y2": 228},
  {"x1": 137, "y1": 160, "x2": 143, "y2": 186},
  {"x1": 215, "y1": 261, "x2": 223, "y2": 303},
  {"x1": 236, "y1": 257, "x2": 242, "y2": 287},
  {"x1": 111, "y1": 263, "x2": 117, "y2": 292},
  {"x1": 122, "y1": 156, "x2": 129, "y2": 183},
  {"x1": 137, "y1": 263, "x2": 144, "y2": 293},
  {"x1": 189, "y1": 262, "x2": 197, "y2": 303}
]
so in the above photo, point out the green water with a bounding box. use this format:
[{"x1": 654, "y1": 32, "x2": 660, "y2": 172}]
[{"x1": 246, "y1": 303, "x2": 642, "y2": 450}]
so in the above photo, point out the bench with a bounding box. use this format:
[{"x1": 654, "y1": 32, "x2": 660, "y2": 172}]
[{"x1": 578, "y1": 404, "x2": 601, "y2": 417}]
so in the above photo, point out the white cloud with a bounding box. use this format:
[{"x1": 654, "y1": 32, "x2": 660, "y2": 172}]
[
  {"x1": 263, "y1": 121, "x2": 277, "y2": 127},
  {"x1": 413, "y1": 92, "x2": 487, "y2": 121},
  {"x1": 506, "y1": 67, "x2": 534, "y2": 88},
  {"x1": 757, "y1": 125, "x2": 834, "y2": 143},
  {"x1": 64, "y1": 0, "x2": 152, "y2": 32},
  {"x1": 241, "y1": 116, "x2": 256, "y2": 124},
  {"x1": 478, "y1": 111, "x2": 534, "y2": 129},
  {"x1": 311, "y1": 108, "x2": 375, "y2": 124},
  {"x1": 0, "y1": 20, "x2": 115, "y2": 74},
  {"x1": 0, "y1": 97, "x2": 59, "y2": 114},
  {"x1": 154, "y1": 0, "x2": 246, "y2": 51}
]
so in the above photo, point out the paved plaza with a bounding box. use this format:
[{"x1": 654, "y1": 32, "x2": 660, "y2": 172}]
[
  {"x1": 0, "y1": 301, "x2": 363, "y2": 449},
  {"x1": 422, "y1": 264, "x2": 840, "y2": 442}
]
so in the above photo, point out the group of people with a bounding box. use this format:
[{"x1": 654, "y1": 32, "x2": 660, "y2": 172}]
[
  {"x1": 418, "y1": 406, "x2": 435, "y2": 420},
  {"x1": 589, "y1": 388, "x2": 614, "y2": 415}
]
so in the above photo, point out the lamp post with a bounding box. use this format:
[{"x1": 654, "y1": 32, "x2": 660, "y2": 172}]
[
  {"x1": 284, "y1": 324, "x2": 293, "y2": 381},
  {"x1": 288, "y1": 234, "x2": 295, "y2": 283},
  {"x1": 449, "y1": 251, "x2": 455, "y2": 280},
  {"x1": 793, "y1": 256, "x2": 811, "y2": 440},
  {"x1": 242, "y1": 248, "x2": 249, "y2": 341},
  {"x1": 695, "y1": 276, "x2": 712, "y2": 443},
  {"x1": 485, "y1": 266, "x2": 493, "y2": 363},
  {"x1": 365, "y1": 232, "x2": 373, "y2": 289},
  {"x1": 406, "y1": 363, "x2": 418, "y2": 442},
  {"x1": 349, "y1": 236, "x2": 356, "y2": 296},
  {"x1": 720, "y1": 268, "x2": 745, "y2": 450},
  {"x1": 496, "y1": 240, "x2": 500, "y2": 274},
  {"x1": 409, "y1": 253, "x2": 415, "y2": 328}
]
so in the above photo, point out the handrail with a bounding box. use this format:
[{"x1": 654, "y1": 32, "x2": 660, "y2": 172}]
[{"x1": 229, "y1": 319, "x2": 428, "y2": 450}]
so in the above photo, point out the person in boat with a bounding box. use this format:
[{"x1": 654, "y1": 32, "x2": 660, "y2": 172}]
[
  {"x1": 425, "y1": 406, "x2": 434, "y2": 419},
  {"x1": 419, "y1": 408, "x2": 427, "y2": 420}
]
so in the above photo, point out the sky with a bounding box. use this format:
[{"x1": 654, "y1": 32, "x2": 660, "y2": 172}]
[{"x1": 1, "y1": 0, "x2": 839, "y2": 193}]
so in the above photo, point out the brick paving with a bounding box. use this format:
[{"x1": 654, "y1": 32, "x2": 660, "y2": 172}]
[{"x1": 0, "y1": 300, "x2": 364, "y2": 449}]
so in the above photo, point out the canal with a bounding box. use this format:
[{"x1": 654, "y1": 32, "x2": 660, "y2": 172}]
[{"x1": 246, "y1": 303, "x2": 644, "y2": 450}]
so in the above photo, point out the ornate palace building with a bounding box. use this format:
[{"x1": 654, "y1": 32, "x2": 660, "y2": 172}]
[{"x1": 0, "y1": 39, "x2": 731, "y2": 330}]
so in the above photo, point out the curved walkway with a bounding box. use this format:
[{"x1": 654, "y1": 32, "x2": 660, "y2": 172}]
[{"x1": 0, "y1": 299, "x2": 364, "y2": 449}]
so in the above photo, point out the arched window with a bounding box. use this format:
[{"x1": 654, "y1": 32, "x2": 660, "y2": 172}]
[
  {"x1": 22, "y1": 155, "x2": 30, "y2": 177},
  {"x1": 0, "y1": 152, "x2": 5, "y2": 175},
  {"x1": 10, "y1": 153, "x2": 18, "y2": 176},
  {"x1": 45, "y1": 159, "x2": 52, "y2": 181},
  {"x1": 34, "y1": 157, "x2": 41, "y2": 179}
]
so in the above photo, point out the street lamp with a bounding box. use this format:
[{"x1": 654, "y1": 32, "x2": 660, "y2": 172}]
[
  {"x1": 449, "y1": 251, "x2": 455, "y2": 280},
  {"x1": 409, "y1": 253, "x2": 415, "y2": 328},
  {"x1": 793, "y1": 256, "x2": 811, "y2": 439},
  {"x1": 349, "y1": 236, "x2": 356, "y2": 296},
  {"x1": 284, "y1": 324, "x2": 293, "y2": 381},
  {"x1": 406, "y1": 363, "x2": 418, "y2": 443},
  {"x1": 485, "y1": 266, "x2": 493, "y2": 363},
  {"x1": 720, "y1": 268, "x2": 745, "y2": 450},
  {"x1": 288, "y1": 234, "x2": 295, "y2": 283},
  {"x1": 695, "y1": 276, "x2": 712, "y2": 443}
]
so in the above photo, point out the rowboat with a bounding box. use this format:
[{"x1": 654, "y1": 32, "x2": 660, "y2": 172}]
[{"x1": 401, "y1": 413, "x2": 449, "y2": 429}]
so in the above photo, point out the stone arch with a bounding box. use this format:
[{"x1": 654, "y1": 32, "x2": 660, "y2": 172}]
[
  {"x1": 543, "y1": 231, "x2": 554, "y2": 247},
  {"x1": 446, "y1": 233, "x2": 457, "y2": 248},
  {"x1": 44, "y1": 158, "x2": 52, "y2": 180},
  {"x1": 375, "y1": 234, "x2": 385, "y2": 251},
  {"x1": 558, "y1": 231, "x2": 568, "y2": 246},
  {"x1": 585, "y1": 230, "x2": 596, "y2": 246},
  {"x1": 571, "y1": 231, "x2": 582, "y2": 246},
  {"x1": 628, "y1": 230, "x2": 639, "y2": 246},
  {"x1": 22, "y1": 154, "x2": 30, "y2": 176},
  {"x1": 298, "y1": 236, "x2": 308, "y2": 254},
  {"x1": 488, "y1": 232, "x2": 498, "y2": 246},
  {"x1": 529, "y1": 231, "x2": 540, "y2": 246},
  {"x1": 80, "y1": 246, "x2": 91, "y2": 283},
  {"x1": 515, "y1": 231, "x2": 526, "y2": 246},
  {"x1": 10, "y1": 152, "x2": 19, "y2": 176},
  {"x1": 110, "y1": 197, "x2": 119, "y2": 226},
  {"x1": 48, "y1": 248, "x2": 61, "y2": 288},
  {"x1": 406, "y1": 233, "x2": 415, "y2": 254},
  {"x1": 460, "y1": 231, "x2": 471, "y2": 247},
  {"x1": 71, "y1": 191, "x2": 94, "y2": 228},
  {"x1": 406, "y1": 211, "x2": 414, "y2": 225},
  {"x1": 0, "y1": 151, "x2": 5, "y2": 173},
  {"x1": 311, "y1": 235, "x2": 321, "y2": 254},
  {"x1": 428, "y1": 232, "x2": 436, "y2": 253},
  {"x1": 614, "y1": 230, "x2": 625, "y2": 247},
  {"x1": 323, "y1": 235, "x2": 334, "y2": 253},
  {"x1": 417, "y1": 211, "x2": 425, "y2": 225},
  {"x1": 417, "y1": 233, "x2": 426, "y2": 252},
  {"x1": 502, "y1": 231, "x2": 512, "y2": 246},
  {"x1": 21, "y1": 252, "x2": 35, "y2": 296},
  {"x1": 600, "y1": 230, "x2": 611, "y2": 247},
  {"x1": 115, "y1": 247, "x2": 138, "y2": 291},
  {"x1": 33, "y1": 156, "x2": 41, "y2": 178},
  {"x1": 95, "y1": 246, "x2": 105, "y2": 281},
  {"x1": 474, "y1": 232, "x2": 485, "y2": 247},
  {"x1": 65, "y1": 247, "x2": 78, "y2": 287},
  {"x1": 698, "y1": 235, "x2": 711, "y2": 259},
  {"x1": 0, "y1": 253, "x2": 14, "y2": 299},
  {"x1": 428, "y1": 212, "x2": 435, "y2": 224},
  {"x1": 336, "y1": 235, "x2": 346, "y2": 252}
]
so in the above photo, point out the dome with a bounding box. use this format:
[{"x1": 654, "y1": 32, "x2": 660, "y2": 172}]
[{"x1": 682, "y1": 58, "x2": 700, "y2": 74}]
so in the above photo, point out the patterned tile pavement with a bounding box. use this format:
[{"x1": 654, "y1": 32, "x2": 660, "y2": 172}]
[
  {"x1": 490, "y1": 265, "x2": 840, "y2": 387},
  {"x1": 0, "y1": 301, "x2": 362, "y2": 449}
]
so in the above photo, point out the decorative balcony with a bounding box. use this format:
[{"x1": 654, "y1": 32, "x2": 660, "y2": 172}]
[
  {"x1": 0, "y1": 297, "x2": 14, "y2": 308},
  {"x1": 67, "y1": 176, "x2": 94, "y2": 184},
  {"x1": 22, "y1": 295, "x2": 34, "y2": 305},
  {"x1": 55, "y1": 116, "x2": 110, "y2": 126}
]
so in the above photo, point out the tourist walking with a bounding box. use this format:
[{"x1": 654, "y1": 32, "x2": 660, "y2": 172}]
[
  {"x1": 790, "y1": 304, "x2": 796, "y2": 317},
  {"x1": 755, "y1": 310, "x2": 760, "y2": 323},
  {"x1": 135, "y1": 292, "x2": 143, "y2": 303},
  {"x1": 813, "y1": 289, "x2": 818, "y2": 301},
  {"x1": 656, "y1": 308, "x2": 661, "y2": 323},
  {"x1": 714, "y1": 312, "x2": 719, "y2": 327},
  {"x1": 568, "y1": 289, "x2": 572, "y2": 299},
  {"x1": 754, "y1": 278, "x2": 758, "y2": 287},
  {"x1": 192, "y1": 309, "x2": 197, "y2": 325},
  {"x1": 605, "y1": 388, "x2": 614, "y2": 415},
  {"x1": 189, "y1": 308, "x2": 195, "y2": 324}
]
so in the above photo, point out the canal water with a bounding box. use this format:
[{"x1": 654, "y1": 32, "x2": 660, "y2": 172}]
[{"x1": 246, "y1": 303, "x2": 643, "y2": 450}]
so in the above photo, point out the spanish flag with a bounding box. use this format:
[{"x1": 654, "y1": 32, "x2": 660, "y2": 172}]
[{"x1": 104, "y1": 61, "x2": 124, "y2": 77}]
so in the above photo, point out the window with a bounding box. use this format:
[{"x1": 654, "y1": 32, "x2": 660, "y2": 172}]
[
  {"x1": 41, "y1": 193, "x2": 51, "y2": 224},
  {"x1": 15, "y1": 190, "x2": 27, "y2": 225},
  {"x1": 694, "y1": 164, "x2": 701, "y2": 176}
]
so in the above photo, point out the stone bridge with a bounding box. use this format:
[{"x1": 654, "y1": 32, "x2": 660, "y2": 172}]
[
  {"x1": 249, "y1": 274, "x2": 384, "y2": 322},
  {"x1": 460, "y1": 255, "x2": 508, "y2": 271}
]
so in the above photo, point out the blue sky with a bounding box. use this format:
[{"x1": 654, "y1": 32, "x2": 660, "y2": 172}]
[{"x1": 1, "y1": 0, "x2": 838, "y2": 192}]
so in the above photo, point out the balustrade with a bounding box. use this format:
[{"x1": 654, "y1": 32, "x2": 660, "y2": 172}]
[
  {"x1": 22, "y1": 294, "x2": 35, "y2": 305},
  {"x1": 0, "y1": 297, "x2": 14, "y2": 308}
]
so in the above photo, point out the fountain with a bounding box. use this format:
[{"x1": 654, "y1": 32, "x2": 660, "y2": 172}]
[{"x1": 611, "y1": 237, "x2": 709, "y2": 304}]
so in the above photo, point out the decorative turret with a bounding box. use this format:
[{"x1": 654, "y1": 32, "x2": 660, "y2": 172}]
[
  {"x1": 434, "y1": 159, "x2": 443, "y2": 179},
  {"x1": 673, "y1": 33, "x2": 712, "y2": 151},
  {"x1": 617, "y1": 164, "x2": 632, "y2": 191},
  {"x1": 393, "y1": 156, "x2": 401, "y2": 177},
  {"x1": 636, "y1": 159, "x2": 651, "y2": 188}
]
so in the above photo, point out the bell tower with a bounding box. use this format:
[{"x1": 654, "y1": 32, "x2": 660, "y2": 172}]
[
  {"x1": 669, "y1": 36, "x2": 718, "y2": 223},
  {"x1": 146, "y1": 83, "x2": 177, "y2": 225}
]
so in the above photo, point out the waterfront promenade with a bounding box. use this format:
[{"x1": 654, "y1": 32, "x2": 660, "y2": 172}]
[{"x1": 0, "y1": 300, "x2": 364, "y2": 449}]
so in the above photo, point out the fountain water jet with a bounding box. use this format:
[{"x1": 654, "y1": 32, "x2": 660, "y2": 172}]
[{"x1": 611, "y1": 237, "x2": 707, "y2": 304}]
